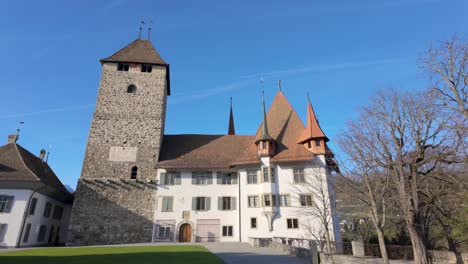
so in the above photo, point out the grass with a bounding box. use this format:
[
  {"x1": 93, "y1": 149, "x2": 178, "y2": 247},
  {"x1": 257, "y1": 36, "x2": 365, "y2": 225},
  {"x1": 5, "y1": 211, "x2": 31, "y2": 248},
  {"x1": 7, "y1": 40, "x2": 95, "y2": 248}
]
[{"x1": 0, "y1": 245, "x2": 224, "y2": 264}]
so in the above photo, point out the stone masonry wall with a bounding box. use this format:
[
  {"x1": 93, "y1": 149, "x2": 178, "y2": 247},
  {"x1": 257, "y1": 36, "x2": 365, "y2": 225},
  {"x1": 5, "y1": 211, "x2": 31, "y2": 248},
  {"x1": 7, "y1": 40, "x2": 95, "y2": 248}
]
[{"x1": 67, "y1": 63, "x2": 167, "y2": 245}]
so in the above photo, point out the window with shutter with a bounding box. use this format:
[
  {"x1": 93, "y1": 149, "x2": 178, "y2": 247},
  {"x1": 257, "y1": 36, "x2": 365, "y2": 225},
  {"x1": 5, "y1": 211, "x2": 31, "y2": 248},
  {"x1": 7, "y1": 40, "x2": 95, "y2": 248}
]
[{"x1": 279, "y1": 195, "x2": 290, "y2": 207}]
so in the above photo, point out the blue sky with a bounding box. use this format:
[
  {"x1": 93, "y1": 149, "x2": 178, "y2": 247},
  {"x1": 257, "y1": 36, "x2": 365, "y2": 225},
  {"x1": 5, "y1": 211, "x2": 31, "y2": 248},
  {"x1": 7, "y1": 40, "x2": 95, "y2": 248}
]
[{"x1": 1, "y1": 0, "x2": 466, "y2": 189}]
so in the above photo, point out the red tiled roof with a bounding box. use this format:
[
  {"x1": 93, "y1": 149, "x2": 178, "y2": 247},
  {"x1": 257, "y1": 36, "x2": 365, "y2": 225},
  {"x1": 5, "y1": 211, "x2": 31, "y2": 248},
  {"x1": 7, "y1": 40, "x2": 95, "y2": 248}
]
[
  {"x1": 157, "y1": 135, "x2": 255, "y2": 169},
  {"x1": 235, "y1": 91, "x2": 315, "y2": 165},
  {"x1": 297, "y1": 97, "x2": 328, "y2": 143},
  {"x1": 157, "y1": 91, "x2": 318, "y2": 168}
]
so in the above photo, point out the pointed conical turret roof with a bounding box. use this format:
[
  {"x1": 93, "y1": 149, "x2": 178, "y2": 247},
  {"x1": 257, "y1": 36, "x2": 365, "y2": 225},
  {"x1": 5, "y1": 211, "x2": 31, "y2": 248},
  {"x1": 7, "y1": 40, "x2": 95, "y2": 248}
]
[
  {"x1": 228, "y1": 98, "x2": 235, "y2": 135},
  {"x1": 100, "y1": 39, "x2": 168, "y2": 65},
  {"x1": 298, "y1": 96, "x2": 328, "y2": 143},
  {"x1": 255, "y1": 92, "x2": 275, "y2": 143}
]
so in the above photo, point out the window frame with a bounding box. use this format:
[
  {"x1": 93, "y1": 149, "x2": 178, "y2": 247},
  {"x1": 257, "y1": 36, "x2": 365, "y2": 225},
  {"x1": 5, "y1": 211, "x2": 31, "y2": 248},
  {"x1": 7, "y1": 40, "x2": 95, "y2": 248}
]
[
  {"x1": 161, "y1": 196, "x2": 174, "y2": 212},
  {"x1": 222, "y1": 225, "x2": 233, "y2": 237},
  {"x1": 130, "y1": 166, "x2": 138, "y2": 179},
  {"x1": 52, "y1": 205, "x2": 63, "y2": 220},
  {"x1": 299, "y1": 194, "x2": 313, "y2": 207},
  {"x1": 43, "y1": 202, "x2": 52, "y2": 218},
  {"x1": 247, "y1": 170, "x2": 258, "y2": 184},
  {"x1": 37, "y1": 225, "x2": 47, "y2": 242},
  {"x1": 247, "y1": 195, "x2": 259, "y2": 208},
  {"x1": 196, "y1": 197, "x2": 206, "y2": 211},
  {"x1": 28, "y1": 198, "x2": 38, "y2": 215},
  {"x1": 250, "y1": 217, "x2": 257, "y2": 229},
  {"x1": 222, "y1": 197, "x2": 232, "y2": 210},
  {"x1": 279, "y1": 194, "x2": 291, "y2": 207},
  {"x1": 287, "y1": 218, "x2": 299, "y2": 229},
  {"x1": 193, "y1": 171, "x2": 212, "y2": 185},
  {"x1": 141, "y1": 64, "x2": 153, "y2": 73},
  {"x1": 23, "y1": 223, "x2": 31, "y2": 243},
  {"x1": 0, "y1": 195, "x2": 13, "y2": 214},
  {"x1": 117, "y1": 63, "x2": 129, "y2": 71},
  {"x1": 293, "y1": 168, "x2": 306, "y2": 183},
  {"x1": 158, "y1": 226, "x2": 171, "y2": 239}
]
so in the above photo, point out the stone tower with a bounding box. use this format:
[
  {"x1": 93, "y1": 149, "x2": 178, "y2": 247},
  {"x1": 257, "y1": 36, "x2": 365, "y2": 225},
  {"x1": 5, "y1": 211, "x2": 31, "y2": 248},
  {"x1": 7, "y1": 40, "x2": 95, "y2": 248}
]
[{"x1": 67, "y1": 39, "x2": 170, "y2": 245}]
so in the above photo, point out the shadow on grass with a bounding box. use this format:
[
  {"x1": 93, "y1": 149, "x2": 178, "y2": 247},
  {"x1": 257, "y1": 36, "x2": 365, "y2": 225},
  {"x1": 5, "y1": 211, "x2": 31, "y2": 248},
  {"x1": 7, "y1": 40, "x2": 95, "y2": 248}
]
[{"x1": 0, "y1": 251, "x2": 224, "y2": 264}]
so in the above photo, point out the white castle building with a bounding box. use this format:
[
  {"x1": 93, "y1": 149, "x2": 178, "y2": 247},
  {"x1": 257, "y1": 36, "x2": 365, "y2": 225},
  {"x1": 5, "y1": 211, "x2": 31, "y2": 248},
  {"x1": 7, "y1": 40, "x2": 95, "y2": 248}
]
[{"x1": 67, "y1": 37, "x2": 341, "y2": 246}]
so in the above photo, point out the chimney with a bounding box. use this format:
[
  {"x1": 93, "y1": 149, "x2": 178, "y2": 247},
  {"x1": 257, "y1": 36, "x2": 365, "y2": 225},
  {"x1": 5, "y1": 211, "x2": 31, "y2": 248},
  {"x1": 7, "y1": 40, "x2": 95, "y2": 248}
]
[
  {"x1": 39, "y1": 149, "x2": 46, "y2": 162},
  {"x1": 7, "y1": 134, "x2": 18, "y2": 144}
]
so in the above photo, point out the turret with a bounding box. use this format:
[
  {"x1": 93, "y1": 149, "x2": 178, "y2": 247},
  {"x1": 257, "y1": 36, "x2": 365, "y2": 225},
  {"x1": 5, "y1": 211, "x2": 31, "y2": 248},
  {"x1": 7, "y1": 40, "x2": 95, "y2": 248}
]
[
  {"x1": 255, "y1": 92, "x2": 276, "y2": 157},
  {"x1": 297, "y1": 95, "x2": 328, "y2": 155}
]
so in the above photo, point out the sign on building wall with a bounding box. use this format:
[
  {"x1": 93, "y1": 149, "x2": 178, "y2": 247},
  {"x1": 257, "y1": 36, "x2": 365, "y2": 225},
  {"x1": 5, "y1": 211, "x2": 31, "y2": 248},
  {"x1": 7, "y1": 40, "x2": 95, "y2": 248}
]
[{"x1": 182, "y1": 211, "x2": 190, "y2": 220}]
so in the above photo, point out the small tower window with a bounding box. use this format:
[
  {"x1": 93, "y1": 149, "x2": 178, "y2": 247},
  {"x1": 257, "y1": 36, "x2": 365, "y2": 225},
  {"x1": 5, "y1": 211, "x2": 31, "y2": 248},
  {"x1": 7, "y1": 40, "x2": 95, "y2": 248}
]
[
  {"x1": 131, "y1": 166, "x2": 138, "y2": 179},
  {"x1": 307, "y1": 141, "x2": 312, "y2": 148},
  {"x1": 141, "y1": 65, "x2": 152, "y2": 73},
  {"x1": 261, "y1": 141, "x2": 267, "y2": 150},
  {"x1": 315, "y1": 140, "x2": 321, "y2": 147},
  {"x1": 127, "y1": 84, "x2": 137, "y2": 94},
  {"x1": 117, "y1": 63, "x2": 129, "y2": 71}
]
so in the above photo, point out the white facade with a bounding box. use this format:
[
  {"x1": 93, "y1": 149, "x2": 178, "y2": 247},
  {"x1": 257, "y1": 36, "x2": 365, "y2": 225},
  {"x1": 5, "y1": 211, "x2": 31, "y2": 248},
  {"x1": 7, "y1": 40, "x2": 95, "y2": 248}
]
[
  {"x1": 0, "y1": 189, "x2": 72, "y2": 248},
  {"x1": 153, "y1": 154, "x2": 340, "y2": 244}
]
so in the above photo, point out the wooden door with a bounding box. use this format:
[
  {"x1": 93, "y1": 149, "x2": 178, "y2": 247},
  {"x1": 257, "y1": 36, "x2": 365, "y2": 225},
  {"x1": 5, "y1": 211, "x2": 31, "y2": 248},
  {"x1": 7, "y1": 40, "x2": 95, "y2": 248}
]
[{"x1": 179, "y1": 224, "x2": 191, "y2": 242}]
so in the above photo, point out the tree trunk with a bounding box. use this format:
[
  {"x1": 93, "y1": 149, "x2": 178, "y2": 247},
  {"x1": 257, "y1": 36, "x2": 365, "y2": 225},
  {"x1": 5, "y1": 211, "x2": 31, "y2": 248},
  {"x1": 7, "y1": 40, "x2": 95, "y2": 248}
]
[
  {"x1": 324, "y1": 227, "x2": 335, "y2": 264},
  {"x1": 376, "y1": 227, "x2": 390, "y2": 264},
  {"x1": 407, "y1": 224, "x2": 428, "y2": 264}
]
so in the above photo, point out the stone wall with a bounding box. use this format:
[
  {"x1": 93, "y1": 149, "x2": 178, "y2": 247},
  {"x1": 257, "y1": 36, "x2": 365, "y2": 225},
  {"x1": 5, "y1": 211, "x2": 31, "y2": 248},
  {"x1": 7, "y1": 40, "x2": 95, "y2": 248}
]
[{"x1": 67, "y1": 62, "x2": 167, "y2": 245}]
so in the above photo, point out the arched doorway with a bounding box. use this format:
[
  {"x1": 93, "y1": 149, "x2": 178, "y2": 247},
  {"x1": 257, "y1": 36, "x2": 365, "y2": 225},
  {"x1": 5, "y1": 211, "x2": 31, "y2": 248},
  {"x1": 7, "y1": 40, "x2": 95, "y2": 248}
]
[{"x1": 179, "y1": 223, "x2": 192, "y2": 242}]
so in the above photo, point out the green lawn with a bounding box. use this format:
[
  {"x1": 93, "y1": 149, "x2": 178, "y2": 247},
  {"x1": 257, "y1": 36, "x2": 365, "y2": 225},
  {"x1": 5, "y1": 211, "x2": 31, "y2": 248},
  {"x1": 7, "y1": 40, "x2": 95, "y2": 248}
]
[{"x1": 0, "y1": 245, "x2": 224, "y2": 264}]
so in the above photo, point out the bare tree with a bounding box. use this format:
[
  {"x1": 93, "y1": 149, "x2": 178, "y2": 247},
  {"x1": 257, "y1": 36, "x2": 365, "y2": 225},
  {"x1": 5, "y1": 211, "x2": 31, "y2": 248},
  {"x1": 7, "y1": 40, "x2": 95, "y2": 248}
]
[
  {"x1": 420, "y1": 35, "x2": 468, "y2": 120},
  {"x1": 340, "y1": 89, "x2": 460, "y2": 264},
  {"x1": 336, "y1": 127, "x2": 392, "y2": 264},
  {"x1": 293, "y1": 164, "x2": 337, "y2": 263}
]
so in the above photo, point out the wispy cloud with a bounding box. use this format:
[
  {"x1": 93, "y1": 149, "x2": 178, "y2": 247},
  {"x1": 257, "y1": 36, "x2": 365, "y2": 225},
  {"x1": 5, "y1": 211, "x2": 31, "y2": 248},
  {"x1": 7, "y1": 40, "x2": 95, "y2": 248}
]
[
  {"x1": 241, "y1": 58, "x2": 404, "y2": 80},
  {"x1": 0, "y1": 104, "x2": 94, "y2": 120},
  {"x1": 168, "y1": 58, "x2": 404, "y2": 104},
  {"x1": 169, "y1": 80, "x2": 253, "y2": 104}
]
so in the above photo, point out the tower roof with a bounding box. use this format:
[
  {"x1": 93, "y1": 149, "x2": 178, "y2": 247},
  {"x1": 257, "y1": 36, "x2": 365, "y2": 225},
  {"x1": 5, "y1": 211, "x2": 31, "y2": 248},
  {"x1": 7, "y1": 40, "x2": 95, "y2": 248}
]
[
  {"x1": 297, "y1": 96, "x2": 328, "y2": 143},
  {"x1": 100, "y1": 39, "x2": 168, "y2": 65},
  {"x1": 228, "y1": 98, "x2": 235, "y2": 135},
  {"x1": 255, "y1": 92, "x2": 275, "y2": 143}
]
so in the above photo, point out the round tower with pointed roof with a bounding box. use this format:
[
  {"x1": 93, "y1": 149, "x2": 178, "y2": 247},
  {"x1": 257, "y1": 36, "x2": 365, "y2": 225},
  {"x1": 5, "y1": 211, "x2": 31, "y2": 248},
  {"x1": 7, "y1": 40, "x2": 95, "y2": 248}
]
[{"x1": 67, "y1": 38, "x2": 170, "y2": 245}]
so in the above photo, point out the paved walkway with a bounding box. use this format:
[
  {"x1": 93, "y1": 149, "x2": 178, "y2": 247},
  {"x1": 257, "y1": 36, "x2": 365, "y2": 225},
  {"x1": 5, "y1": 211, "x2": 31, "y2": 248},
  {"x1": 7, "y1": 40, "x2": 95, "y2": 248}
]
[{"x1": 203, "y1": 242, "x2": 308, "y2": 264}]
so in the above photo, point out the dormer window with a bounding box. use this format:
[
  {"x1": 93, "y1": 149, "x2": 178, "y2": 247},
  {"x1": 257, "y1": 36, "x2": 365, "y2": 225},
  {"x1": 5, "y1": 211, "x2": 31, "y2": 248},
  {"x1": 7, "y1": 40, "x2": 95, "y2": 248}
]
[
  {"x1": 130, "y1": 166, "x2": 138, "y2": 179},
  {"x1": 315, "y1": 140, "x2": 321, "y2": 147},
  {"x1": 127, "y1": 84, "x2": 137, "y2": 94},
  {"x1": 261, "y1": 141, "x2": 267, "y2": 149},
  {"x1": 117, "y1": 63, "x2": 129, "y2": 71},
  {"x1": 141, "y1": 65, "x2": 152, "y2": 73}
]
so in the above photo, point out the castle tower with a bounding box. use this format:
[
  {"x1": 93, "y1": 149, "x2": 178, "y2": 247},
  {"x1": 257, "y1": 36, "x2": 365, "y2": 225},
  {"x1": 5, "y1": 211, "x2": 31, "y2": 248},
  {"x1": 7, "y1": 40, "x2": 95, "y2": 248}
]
[{"x1": 67, "y1": 38, "x2": 170, "y2": 245}]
